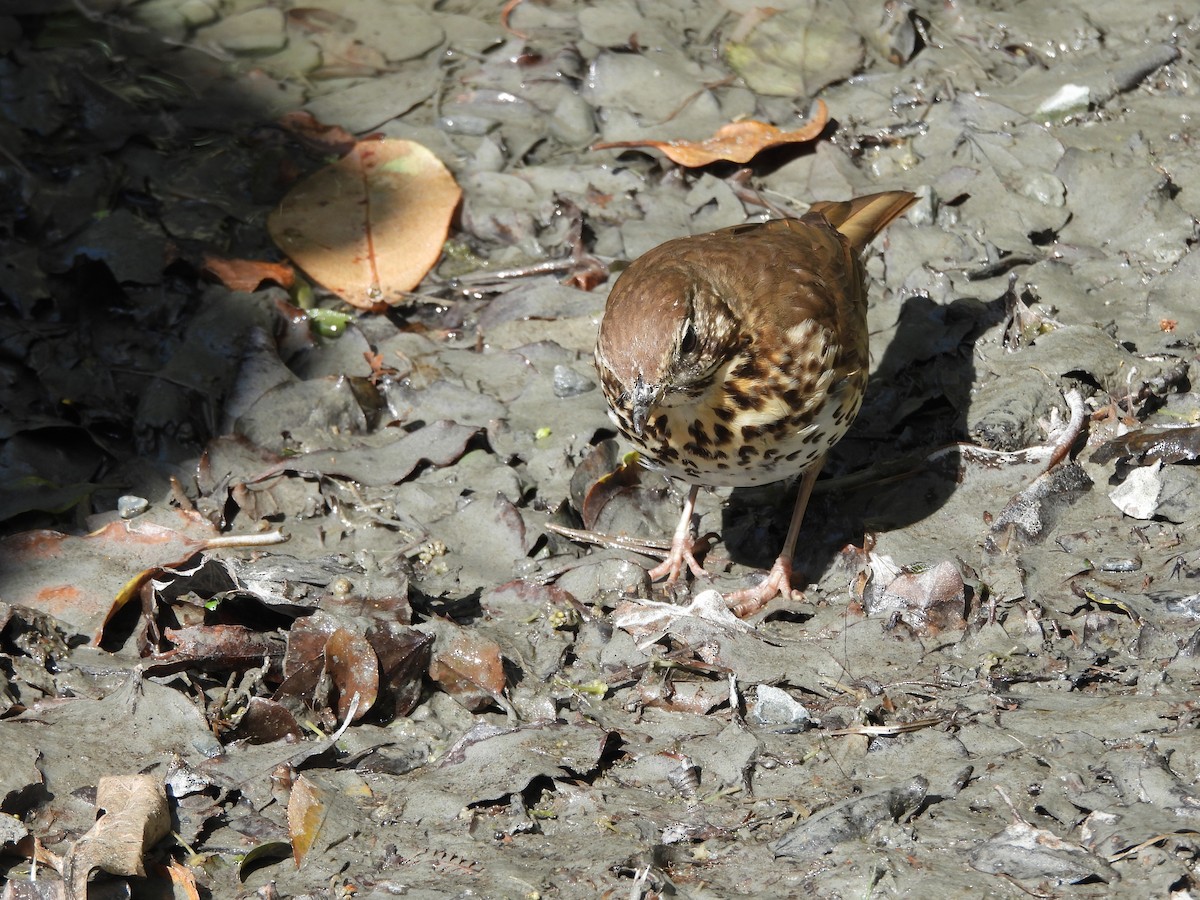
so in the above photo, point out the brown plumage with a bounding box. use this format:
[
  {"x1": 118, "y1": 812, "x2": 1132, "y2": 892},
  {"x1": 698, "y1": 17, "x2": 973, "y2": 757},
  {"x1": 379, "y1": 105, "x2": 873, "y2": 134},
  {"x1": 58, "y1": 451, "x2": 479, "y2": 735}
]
[{"x1": 594, "y1": 190, "x2": 917, "y2": 614}]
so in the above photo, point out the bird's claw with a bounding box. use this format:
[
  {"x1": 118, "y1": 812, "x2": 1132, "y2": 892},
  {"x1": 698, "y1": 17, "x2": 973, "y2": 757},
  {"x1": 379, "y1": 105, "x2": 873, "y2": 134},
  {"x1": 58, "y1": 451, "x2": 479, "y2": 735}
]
[
  {"x1": 647, "y1": 534, "x2": 709, "y2": 585},
  {"x1": 724, "y1": 555, "x2": 802, "y2": 618}
]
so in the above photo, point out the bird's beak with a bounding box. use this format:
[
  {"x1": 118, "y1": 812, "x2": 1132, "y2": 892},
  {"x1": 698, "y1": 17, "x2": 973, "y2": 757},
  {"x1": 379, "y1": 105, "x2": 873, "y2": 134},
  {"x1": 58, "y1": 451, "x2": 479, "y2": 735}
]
[{"x1": 630, "y1": 373, "x2": 659, "y2": 437}]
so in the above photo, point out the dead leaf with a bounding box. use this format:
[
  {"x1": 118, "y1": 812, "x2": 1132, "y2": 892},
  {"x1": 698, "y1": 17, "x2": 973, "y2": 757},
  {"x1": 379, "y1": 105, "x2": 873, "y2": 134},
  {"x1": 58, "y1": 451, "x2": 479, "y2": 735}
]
[
  {"x1": 867, "y1": 561, "x2": 968, "y2": 633},
  {"x1": 145, "y1": 624, "x2": 286, "y2": 675},
  {"x1": 1092, "y1": 424, "x2": 1200, "y2": 466},
  {"x1": 268, "y1": 138, "x2": 461, "y2": 309},
  {"x1": 366, "y1": 624, "x2": 433, "y2": 718},
  {"x1": 277, "y1": 110, "x2": 358, "y2": 156},
  {"x1": 428, "y1": 627, "x2": 506, "y2": 712},
  {"x1": 202, "y1": 255, "x2": 295, "y2": 292},
  {"x1": 500, "y1": 0, "x2": 527, "y2": 38},
  {"x1": 286, "y1": 775, "x2": 326, "y2": 867},
  {"x1": 592, "y1": 101, "x2": 828, "y2": 166},
  {"x1": 324, "y1": 627, "x2": 379, "y2": 722},
  {"x1": 62, "y1": 775, "x2": 171, "y2": 900},
  {"x1": 162, "y1": 858, "x2": 201, "y2": 900},
  {"x1": 0, "y1": 512, "x2": 218, "y2": 644},
  {"x1": 228, "y1": 696, "x2": 302, "y2": 744}
]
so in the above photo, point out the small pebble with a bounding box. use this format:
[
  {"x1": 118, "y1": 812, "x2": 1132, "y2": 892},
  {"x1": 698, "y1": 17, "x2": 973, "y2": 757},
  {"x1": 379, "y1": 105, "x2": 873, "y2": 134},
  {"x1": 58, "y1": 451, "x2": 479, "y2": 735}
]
[
  {"x1": 118, "y1": 495, "x2": 149, "y2": 519},
  {"x1": 748, "y1": 684, "x2": 812, "y2": 729},
  {"x1": 552, "y1": 364, "x2": 595, "y2": 398}
]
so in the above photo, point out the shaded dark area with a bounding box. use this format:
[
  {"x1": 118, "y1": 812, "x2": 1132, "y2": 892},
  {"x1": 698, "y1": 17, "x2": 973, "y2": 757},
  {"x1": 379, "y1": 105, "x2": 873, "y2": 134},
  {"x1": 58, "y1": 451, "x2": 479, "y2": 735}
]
[
  {"x1": 0, "y1": 12, "x2": 306, "y2": 532},
  {"x1": 723, "y1": 291, "x2": 994, "y2": 578}
]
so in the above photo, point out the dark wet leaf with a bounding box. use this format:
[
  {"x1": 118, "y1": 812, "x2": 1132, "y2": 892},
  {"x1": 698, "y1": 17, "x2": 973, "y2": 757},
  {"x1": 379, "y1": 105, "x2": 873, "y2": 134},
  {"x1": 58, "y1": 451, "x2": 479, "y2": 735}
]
[
  {"x1": 145, "y1": 624, "x2": 286, "y2": 676},
  {"x1": 229, "y1": 697, "x2": 302, "y2": 745},
  {"x1": 366, "y1": 625, "x2": 433, "y2": 719},
  {"x1": 427, "y1": 623, "x2": 507, "y2": 712}
]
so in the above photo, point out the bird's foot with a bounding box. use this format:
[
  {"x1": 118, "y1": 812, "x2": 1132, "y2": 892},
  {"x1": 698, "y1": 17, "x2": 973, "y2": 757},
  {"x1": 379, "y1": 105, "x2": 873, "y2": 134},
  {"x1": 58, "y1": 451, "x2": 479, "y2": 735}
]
[
  {"x1": 647, "y1": 532, "x2": 710, "y2": 586},
  {"x1": 724, "y1": 555, "x2": 802, "y2": 618}
]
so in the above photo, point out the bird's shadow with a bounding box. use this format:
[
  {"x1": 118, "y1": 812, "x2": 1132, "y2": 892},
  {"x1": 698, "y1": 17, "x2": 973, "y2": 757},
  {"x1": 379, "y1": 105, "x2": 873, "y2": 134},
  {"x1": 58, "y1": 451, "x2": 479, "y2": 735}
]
[{"x1": 720, "y1": 290, "x2": 1007, "y2": 582}]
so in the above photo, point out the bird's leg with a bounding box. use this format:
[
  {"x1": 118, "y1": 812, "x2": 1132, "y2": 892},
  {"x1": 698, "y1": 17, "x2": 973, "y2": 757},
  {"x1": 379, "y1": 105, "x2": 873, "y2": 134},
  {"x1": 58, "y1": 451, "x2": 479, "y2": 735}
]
[
  {"x1": 726, "y1": 458, "x2": 824, "y2": 617},
  {"x1": 647, "y1": 484, "x2": 708, "y2": 584}
]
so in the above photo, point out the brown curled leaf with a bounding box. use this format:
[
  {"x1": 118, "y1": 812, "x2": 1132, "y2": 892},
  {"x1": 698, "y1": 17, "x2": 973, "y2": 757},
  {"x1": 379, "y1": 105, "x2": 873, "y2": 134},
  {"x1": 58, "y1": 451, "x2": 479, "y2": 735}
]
[{"x1": 592, "y1": 101, "x2": 828, "y2": 166}]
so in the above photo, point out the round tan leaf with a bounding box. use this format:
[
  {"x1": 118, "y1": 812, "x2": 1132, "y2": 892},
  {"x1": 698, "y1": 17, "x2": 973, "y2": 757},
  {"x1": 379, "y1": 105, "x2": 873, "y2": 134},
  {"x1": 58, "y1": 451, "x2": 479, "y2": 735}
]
[{"x1": 268, "y1": 138, "x2": 461, "y2": 309}]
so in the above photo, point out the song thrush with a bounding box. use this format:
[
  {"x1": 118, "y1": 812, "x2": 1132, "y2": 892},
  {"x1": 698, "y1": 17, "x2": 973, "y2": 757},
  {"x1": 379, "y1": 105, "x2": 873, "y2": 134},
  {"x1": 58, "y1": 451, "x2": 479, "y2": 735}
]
[{"x1": 594, "y1": 190, "x2": 917, "y2": 614}]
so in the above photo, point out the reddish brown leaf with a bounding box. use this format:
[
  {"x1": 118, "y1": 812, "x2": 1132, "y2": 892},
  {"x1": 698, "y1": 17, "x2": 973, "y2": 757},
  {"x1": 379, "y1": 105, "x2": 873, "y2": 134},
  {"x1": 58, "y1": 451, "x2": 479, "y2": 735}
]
[
  {"x1": 592, "y1": 101, "x2": 828, "y2": 166},
  {"x1": 229, "y1": 697, "x2": 302, "y2": 744},
  {"x1": 162, "y1": 859, "x2": 202, "y2": 900},
  {"x1": 324, "y1": 627, "x2": 379, "y2": 721},
  {"x1": 429, "y1": 630, "x2": 506, "y2": 712},
  {"x1": 202, "y1": 255, "x2": 295, "y2": 292},
  {"x1": 145, "y1": 624, "x2": 285, "y2": 675},
  {"x1": 276, "y1": 110, "x2": 358, "y2": 156}
]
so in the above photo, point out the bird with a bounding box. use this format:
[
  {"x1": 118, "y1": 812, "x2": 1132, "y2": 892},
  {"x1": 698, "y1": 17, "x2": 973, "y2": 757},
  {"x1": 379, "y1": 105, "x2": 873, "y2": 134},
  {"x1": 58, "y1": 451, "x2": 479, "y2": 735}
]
[{"x1": 594, "y1": 190, "x2": 917, "y2": 615}]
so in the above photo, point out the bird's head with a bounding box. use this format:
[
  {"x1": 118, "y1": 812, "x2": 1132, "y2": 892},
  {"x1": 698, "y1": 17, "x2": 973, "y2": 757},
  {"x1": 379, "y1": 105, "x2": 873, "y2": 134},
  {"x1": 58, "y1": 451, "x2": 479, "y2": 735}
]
[{"x1": 595, "y1": 249, "x2": 741, "y2": 437}]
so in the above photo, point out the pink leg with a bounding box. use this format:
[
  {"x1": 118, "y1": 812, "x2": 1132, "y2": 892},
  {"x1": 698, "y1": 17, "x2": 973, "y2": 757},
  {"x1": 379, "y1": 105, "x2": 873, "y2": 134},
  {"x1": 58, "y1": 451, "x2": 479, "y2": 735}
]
[
  {"x1": 726, "y1": 458, "x2": 824, "y2": 617},
  {"x1": 647, "y1": 484, "x2": 708, "y2": 584}
]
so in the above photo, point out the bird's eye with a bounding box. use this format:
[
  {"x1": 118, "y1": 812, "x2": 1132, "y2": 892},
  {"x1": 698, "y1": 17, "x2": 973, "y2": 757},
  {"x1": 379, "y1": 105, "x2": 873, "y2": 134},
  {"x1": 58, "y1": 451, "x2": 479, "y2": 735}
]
[{"x1": 680, "y1": 320, "x2": 698, "y2": 355}]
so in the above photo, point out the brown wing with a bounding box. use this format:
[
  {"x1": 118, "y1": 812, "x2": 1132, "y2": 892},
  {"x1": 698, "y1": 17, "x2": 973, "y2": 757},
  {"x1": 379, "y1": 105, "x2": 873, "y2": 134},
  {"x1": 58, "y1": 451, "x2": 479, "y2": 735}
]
[{"x1": 680, "y1": 190, "x2": 915, "y2": 384}]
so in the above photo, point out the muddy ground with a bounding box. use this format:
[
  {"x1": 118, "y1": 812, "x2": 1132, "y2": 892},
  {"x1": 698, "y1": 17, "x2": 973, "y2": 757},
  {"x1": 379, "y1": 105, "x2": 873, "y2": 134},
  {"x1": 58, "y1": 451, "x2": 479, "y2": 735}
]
[{"x1": 1, "y1": 1, "x2": 1199, "y2": 897}]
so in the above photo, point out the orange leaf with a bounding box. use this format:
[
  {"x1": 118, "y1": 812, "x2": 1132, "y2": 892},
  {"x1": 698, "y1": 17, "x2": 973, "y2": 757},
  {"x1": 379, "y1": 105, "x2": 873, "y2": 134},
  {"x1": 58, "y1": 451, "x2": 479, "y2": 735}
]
[
  {"x1": 324, "y1": 627, "x2": 378, "y2": 721},
  {"x1": 268, "y1": 138, "x2": 461, "y2": 309},
  {"x1": 203, "y1": 255, "x2": 295, "y2": 292},
  {"x1": 287, "y1": 775, "x2": 326, "y2": 867},
  {"x1": 592, "y1": 100, "x2": 829, "y2": 166},
  {"x1": 163, "y1": 859, "x2": 201, "y2": 900}
]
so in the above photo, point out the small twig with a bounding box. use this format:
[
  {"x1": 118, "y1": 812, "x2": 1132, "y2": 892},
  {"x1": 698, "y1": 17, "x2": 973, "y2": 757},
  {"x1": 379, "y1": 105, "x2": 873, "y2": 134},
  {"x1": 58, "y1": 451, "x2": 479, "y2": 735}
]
[
  {"x1": 1045, "y1": 389, "x2": 1086, "y2": 472},
  {"x1": 545, "y1": 522, "x2": 671, "y2": 556},
  {"x1": 448, "y1": 257, "x2": 592, "y2": 286},
  {"x1": 825, "y1": 717, "x2": 942, "y2": 737},
  {"x1": 1107, "y1": 830, "x2": 1200, "y2": 862},
  {"x1": 199, "y1": 530, "x2": 289, "y2": 551}
]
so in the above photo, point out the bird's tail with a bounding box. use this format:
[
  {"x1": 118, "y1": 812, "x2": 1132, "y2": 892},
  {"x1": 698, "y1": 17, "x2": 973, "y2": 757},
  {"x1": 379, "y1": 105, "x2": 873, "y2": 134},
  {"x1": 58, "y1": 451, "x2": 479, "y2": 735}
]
[{"x1": 808, "y1": 191, "x2": 918, "y2": 253}]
